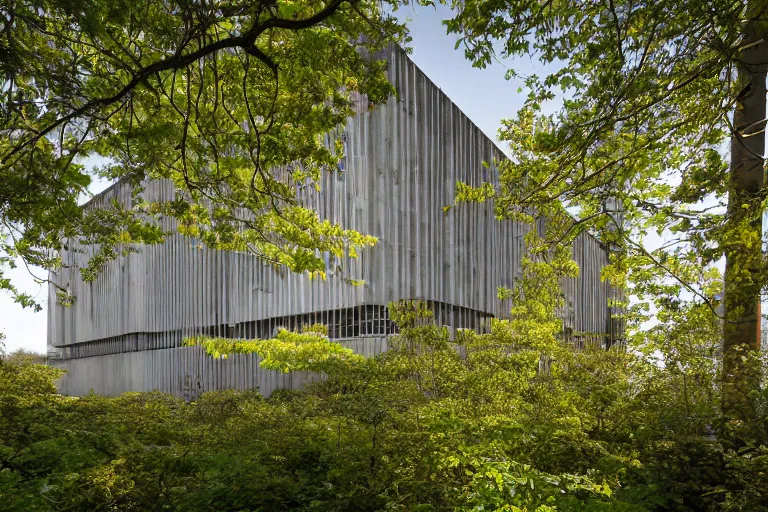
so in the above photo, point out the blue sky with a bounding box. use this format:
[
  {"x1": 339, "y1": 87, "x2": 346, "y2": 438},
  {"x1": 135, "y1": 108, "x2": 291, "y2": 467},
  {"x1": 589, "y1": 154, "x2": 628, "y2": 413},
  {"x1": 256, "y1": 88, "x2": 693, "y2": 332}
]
[{"x1": 2, "y1": 4, "x2": 533, "y2": 354}]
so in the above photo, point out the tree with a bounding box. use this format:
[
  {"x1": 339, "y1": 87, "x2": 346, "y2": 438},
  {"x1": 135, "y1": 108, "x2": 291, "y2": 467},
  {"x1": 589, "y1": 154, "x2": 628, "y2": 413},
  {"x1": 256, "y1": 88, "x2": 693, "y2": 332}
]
[
  {"x1": 0, "y1": 0, "x2": 418, "y2": 310},
  {"x1": 446, "y1": 0, "x2": 768, "y2": 417}
]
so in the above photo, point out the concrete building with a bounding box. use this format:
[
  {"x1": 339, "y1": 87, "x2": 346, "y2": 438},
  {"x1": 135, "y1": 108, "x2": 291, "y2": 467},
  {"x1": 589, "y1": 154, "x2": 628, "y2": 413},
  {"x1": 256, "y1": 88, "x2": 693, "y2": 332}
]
[{"x1": 48, "y1": 47, "x2": 619, "y2": 398}]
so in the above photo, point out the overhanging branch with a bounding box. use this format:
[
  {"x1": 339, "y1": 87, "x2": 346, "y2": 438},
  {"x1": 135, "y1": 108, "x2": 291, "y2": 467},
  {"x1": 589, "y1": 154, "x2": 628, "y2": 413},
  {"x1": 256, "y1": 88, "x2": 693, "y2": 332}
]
[{"x1": 1, "y1": 0, "x2": 349, "y2": 167}]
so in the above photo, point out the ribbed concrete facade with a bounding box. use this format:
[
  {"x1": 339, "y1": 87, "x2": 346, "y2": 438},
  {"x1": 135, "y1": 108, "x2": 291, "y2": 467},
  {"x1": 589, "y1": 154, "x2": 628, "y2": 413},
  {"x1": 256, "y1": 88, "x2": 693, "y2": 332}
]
[{"x1": 48, "y1": 47, "x2": 619, "y2": 397}]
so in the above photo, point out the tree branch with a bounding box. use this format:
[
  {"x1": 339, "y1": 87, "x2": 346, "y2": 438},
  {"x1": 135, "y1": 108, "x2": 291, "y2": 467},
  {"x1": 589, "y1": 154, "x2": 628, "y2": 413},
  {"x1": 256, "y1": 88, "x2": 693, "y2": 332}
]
[{"x1": 1, "y1": 0, "x2": 349, "y2": 166}]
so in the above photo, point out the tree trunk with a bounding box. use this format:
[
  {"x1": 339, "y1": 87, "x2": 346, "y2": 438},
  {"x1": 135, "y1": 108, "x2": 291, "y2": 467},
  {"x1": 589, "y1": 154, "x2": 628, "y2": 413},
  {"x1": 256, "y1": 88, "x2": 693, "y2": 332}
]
[{"x1": 723, "y1": 4, "x2": 768, "y2": 418}]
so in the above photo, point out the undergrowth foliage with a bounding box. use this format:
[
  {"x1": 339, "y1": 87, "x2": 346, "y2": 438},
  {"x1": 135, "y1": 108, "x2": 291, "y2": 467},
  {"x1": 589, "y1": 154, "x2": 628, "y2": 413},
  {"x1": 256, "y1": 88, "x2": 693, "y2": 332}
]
[{"x1": 3, "y1": 255, "x2": 767, "y2": 511}]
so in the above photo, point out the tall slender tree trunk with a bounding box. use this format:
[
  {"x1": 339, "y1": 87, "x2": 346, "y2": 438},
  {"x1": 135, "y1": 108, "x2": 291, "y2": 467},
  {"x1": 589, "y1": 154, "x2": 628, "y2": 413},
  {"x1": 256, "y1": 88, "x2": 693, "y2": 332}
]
[{"x1": 723, "y1": 2, "x2": 768, "y2": 418}]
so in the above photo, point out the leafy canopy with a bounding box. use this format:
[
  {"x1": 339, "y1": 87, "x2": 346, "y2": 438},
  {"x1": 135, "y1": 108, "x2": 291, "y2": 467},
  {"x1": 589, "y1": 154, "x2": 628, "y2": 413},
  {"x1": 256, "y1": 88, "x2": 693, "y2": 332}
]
[
  {"x1": 0, "y1": 0, "x2": 425, "y2": 310},
  {"x1": 444, "y1": 0, "x2": 768, "y2": 416},
  {"x1": 446, "y1": 0, "x2": 760, "y2": 321}
]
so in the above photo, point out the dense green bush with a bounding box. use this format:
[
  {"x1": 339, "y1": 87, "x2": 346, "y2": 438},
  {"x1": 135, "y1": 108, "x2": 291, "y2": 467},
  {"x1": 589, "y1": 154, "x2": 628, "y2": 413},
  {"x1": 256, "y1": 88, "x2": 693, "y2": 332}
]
[{"x1": 2, "y1": 298, "x2": 767, "y2": 511}]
